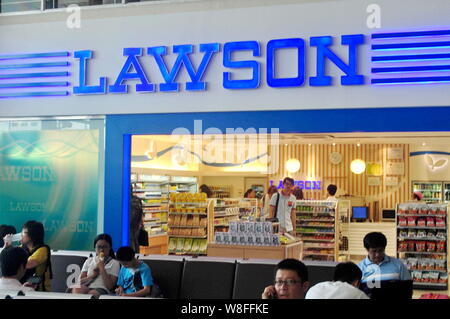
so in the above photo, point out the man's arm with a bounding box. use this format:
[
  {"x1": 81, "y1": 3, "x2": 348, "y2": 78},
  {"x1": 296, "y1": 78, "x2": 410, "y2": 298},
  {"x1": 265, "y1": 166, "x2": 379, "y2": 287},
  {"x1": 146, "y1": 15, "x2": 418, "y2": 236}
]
[{"x1": 123, "y1": 286, "x2": 151, "y2": 298}]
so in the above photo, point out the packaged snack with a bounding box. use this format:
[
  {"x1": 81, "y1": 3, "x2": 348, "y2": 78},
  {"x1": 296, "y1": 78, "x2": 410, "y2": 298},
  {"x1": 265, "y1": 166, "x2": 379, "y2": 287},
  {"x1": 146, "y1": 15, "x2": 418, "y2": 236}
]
[
  {"x1": 168, "y1": 237, "x2": 177, "y2": 253},
  {"x1": 398, "y1": 217, "x2": 407, "y2": 227},
  {"x1": 435, "y1": 259, "x2": 446, "y2": 271},
  {"x1": 436, "y1": 231, "x2": 446, "y2": 239},
  {"x1": 438, "y1": 205, "x2": 447, "y2": 216},
  {"x1": 263, "y1": 234, "x2": 272, "y2": 246},
  {"x1": 399, "y1": 230, "x2": 408, "y2": 238},
  {"x1": 191, "y1": 239, "x2": 200, "y2": 253},
  {"x1": 408, "y1": 241, "x2": 416, "y2": 252},
  {"x1": 398, "y1": 241, "x2": 408, "y2": 252},
  {"x1": 435, "y1": 218, "x2": 445, "y2": 228},
  {"x1": 417, "y1": 230, "x2": 427, "y2": 238},
  {"x1": 426, "y1": 217, "x2": 435, "y2": 227},
  {"x1": 439, "y1": 273, "x2": 448, "y2": 284},
  {"x1": 263, "y1": 222, "x2": 273, "y2": 233},
  {"x1": 247, "y1": 234, "x2": 255, "y2": 245},
  {"x1": 430, "y1": 206, "x2": 438, "y2": 215},
  {"x1": 238, "y1": 222, "x2": 246, "y2": 233},
  {"x1": 229, "y1": 221, "x2": 238, "y2": 233},
  {"x1": 222, "y1": 232, "x2": 231, "y2": 244},
  {"x1": 436, "y1": 241, "x2": 446, "y2": 253},
  {"x1": 176, "y1": 238, "x2": 185, "y2": 253},
  {"x1": 272, "y1": 234, "x2": 280, "y2": 246},
  {"x1": 417, "y1": 218, "x2": 426, "y2": 227},
  {"x1": 398, "y1": 204, "x2": 408, "y2": 215},
  {"x1": 214, "y1": 232, "x2": 223, "y2": 243},
  {"x1": 408, "y1": 229, "x2": 417, "y2": 238},
  {"x1": 420, "y1": 206, "x2": 429, "y2": 215},
  {"x1": 199, "y1": 217, "x2": 208, "y2": 227},
  {"x1": 427, "y1": 259, "x2": 435, "y2": 270},
  {"x1": 427, "y1": 242, "x2": 436, "y2": 252},
  {"x1": 246, "y1": 222, "x2": 255, "y2": 233},
  {"x1": 408, "y1": 258, "x2": 418, "y2": 270},
  {"x1": 255, "y1": 234, "x2": 263, "y2": 246},
  {"x1": 255, "y1": 222, "x2": 263, "y2": 233},
  {"x1": 416, "y1": 241, "x2": 426, "y2": 252},
  {"x1": 239, "y1": 233, "x2": 247, "y2": 245},
  {"x1": 230, "y1": 233, "x2": 238, "y2": 245},
  {"x1": 429, "y1": 272, "x2": 440, "y2": 283},
  {"x1": 426, "y1": 230, "x2": 435, "y2": 238},
  {"x1": 412, "y1": 271, "x2": 422, "y2": 282},
  {"x1": 419, "y1": 259, "x2": 428, "y2": 270},
  {"x1": 422, "y1": 272, "x2": 430, "y2": 283},
  {"x1": 410, "y1": 205, "x2": 418, "y2": 215},
  {"x1": 183, "y1": 238, "x2": 193, "y2": 252},
  {"x1": 408, "y1": 217, "x2": 417, "y2": 227}
]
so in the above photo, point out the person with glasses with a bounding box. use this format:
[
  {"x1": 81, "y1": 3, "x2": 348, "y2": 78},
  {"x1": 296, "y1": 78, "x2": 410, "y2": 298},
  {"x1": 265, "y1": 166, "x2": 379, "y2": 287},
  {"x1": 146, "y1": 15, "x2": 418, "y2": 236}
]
[
  {"x1": 71, "y1": 234, "x2": 120, "y2": 297},
  {"x1": 269, "y1": 177, "x2": 297, "y2": 235},
  {"x1": 262, "y1": 258, "x2": 310, "y2": 299},
  {"x1": 305, "y1": 262, "x2": 369, "y2": 299}
]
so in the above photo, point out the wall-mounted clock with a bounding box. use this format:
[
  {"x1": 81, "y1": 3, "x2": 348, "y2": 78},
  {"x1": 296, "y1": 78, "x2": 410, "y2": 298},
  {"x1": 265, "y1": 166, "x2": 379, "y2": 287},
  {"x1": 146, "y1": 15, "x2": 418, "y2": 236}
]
[{"x1": 330, "y1": 152, "x2": 342, "y2": 165}]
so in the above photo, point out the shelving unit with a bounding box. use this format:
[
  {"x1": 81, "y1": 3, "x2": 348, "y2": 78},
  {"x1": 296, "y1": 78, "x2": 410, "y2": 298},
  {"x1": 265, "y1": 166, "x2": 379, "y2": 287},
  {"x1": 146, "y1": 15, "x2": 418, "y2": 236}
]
[
  {"x1": 169, "y1": 176, "x2": 198, "y2": 193},
  {"x1": 396, "y1": 202, "x2": 449, "y2": 290},
  {"x1": 209, "y1": 185, "x2": 231, "y2": 198},
  {"x1": 213, "y1": 198, "x2": 241, "y2": 233},
  {"x1": 444, "y1": 182, "x2": 450, "y2": 202},
  {"x1": 167, "y1": 193, "x2": 213, "y2": 256},
  {"x1": 132, "y1": 174, "x2": 170, "y2": 236},
  {"x1": 412, "y1": 181, "x2": 443, "y2": 203},
  {"x1": 295, "y1": 200, "x2": 338, "y2": 261}
]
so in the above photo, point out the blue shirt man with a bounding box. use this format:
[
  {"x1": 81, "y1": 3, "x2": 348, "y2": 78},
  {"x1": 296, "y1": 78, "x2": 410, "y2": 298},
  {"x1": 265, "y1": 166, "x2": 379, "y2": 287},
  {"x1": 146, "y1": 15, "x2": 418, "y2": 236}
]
[{"x1": 358, "y1": 232, "x2": 411, "y2": 289}]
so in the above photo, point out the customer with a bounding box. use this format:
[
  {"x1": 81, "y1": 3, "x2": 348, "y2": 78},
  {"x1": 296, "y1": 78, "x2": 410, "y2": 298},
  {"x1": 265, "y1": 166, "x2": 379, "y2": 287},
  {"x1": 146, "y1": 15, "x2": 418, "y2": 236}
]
[
  {"x1": 326, "y1": 184, "x2": 338, "y2": 202},
  {"x1": 305, "y1": 262, "x2": 369, "y2": 299},
  {"x1": 412, "y1": 191, "x2": 423, "y2": 201},
  {"x1": 358, "y1": 232, "x2": 411, "y2": 287},
  {"x1": 244, "y1": 188, "x2": 256, "y2": 198},
  {"x1": 71, "y1": 234, "x2": 120, "y2": 297},
  {"x1": 262, "y1": 258, "x2": 310, "y2": 299},
  {"x1": 0, "y1": 246, "x2": 34, "y2": 292},
  {"x1": 269, "y1": 177, "x2": 296, "y2": 235},
  {"x1": 19, "y1": 220, "x2": 52, "y2": 292},
  {"x1": 262, "y1": 185, "x2": 278, "y2": 220},
  {"x1": 115, "y1": 246, "x2": 153, "y2": 297},
  {"x1": 129, "y1": 193, "x2": 144, "y2": 253},
  {"x1": 292, "y1": 186, "x2": 304, "y2": 200},
  {"x1": 199, "y1": 184, "x2": 213, "y2": 198}
]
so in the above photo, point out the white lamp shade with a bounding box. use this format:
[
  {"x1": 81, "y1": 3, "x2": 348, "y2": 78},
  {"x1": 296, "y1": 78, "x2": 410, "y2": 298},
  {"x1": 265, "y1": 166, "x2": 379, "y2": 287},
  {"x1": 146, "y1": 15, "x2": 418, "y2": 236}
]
[
  {"x1": 350, "y1": 159, "x2": 366, "y2": 174},
  {"x1": 286, "y1": 158, "x2": 301, "y2": 173}
]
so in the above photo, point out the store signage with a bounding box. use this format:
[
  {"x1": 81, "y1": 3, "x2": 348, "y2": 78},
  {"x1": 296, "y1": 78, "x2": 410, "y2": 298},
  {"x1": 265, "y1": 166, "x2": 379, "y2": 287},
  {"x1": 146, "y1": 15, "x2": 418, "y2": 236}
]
[
  {"x1": 73, "y1": 34, "x2": 364, "y2": 95},
  {"x1": 3, "y1": 28, "x2": 450, "y2": 99},
  {"x1": 270, "y1": 180, "x2": 321, "y2": 190}
]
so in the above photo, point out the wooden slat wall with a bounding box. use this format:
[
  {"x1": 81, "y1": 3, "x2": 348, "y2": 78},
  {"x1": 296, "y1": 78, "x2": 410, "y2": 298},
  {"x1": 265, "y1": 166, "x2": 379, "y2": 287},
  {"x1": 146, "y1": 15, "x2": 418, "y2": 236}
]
[{"x1": 269, "y1": 144, "x2": 410, "y2": 221}]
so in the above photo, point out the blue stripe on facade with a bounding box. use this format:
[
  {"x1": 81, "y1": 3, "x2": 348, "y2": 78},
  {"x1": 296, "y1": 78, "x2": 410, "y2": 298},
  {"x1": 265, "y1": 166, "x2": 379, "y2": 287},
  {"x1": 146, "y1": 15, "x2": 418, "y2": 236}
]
[
  {"x1": 0, "y1": 72, "x2": 69, "y2": 79},
  {"x1": 0, "y1": 91, "x2": 69, "y2": 98},
  {"x1": 0, "y1": 62, "x2": 70, "y2": 70},
  {"x1": 0, "y1": 52, "x2": 70, "y2": 60},
  {"x1": 372, "y1": 30, "x2": 450, "y2": 39}
]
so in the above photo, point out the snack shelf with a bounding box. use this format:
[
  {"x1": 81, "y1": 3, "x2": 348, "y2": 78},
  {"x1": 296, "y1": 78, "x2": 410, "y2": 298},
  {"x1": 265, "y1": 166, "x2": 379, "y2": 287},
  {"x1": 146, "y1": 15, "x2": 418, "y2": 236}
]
[
  {"x1": 296, "y1": 200, "x2": 338, "y2": 261},
  {"x1": 169, "y1": 235, "x2": 208, "y2": 239},
  {"x1": 169, "y1": 212, "x2": 208, "y2": 216},
  {"x1": 167, "y1": 225, "x2": 207, "y2": 228},
  {"x1": 396, "y1": 202, "x2": 449, "y2": 291}
]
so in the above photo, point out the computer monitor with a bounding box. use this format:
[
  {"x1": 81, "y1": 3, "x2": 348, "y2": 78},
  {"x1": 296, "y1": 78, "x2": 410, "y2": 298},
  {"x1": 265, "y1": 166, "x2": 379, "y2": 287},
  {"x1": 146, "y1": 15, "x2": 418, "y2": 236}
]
[
  {"x1": 382, "y1": 209, "x2": 396, "y2": 221},
  {"x1": 352, "y1": 206, "x2": 368, "y2": 221}
]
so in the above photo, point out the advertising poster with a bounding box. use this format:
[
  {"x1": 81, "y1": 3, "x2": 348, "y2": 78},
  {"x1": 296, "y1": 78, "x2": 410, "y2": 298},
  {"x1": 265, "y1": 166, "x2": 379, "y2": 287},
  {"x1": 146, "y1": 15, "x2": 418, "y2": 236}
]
[{"x1": 0, "y1": 130, "x2": 99, "y2": 250}]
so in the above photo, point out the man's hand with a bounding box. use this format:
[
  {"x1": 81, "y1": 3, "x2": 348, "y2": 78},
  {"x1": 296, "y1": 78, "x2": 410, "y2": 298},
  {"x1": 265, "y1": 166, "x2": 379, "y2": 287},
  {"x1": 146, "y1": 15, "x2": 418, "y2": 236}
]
[{"x1": 262, "y1": 285, "x2": 277, "y2": 299}]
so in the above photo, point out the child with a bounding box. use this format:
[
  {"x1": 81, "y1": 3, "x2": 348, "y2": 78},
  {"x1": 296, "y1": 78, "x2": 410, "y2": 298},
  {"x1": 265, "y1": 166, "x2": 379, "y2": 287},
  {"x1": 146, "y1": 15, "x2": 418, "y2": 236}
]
[{"x1": 115, "y1": 246, "x2": 153, "y2": 297}]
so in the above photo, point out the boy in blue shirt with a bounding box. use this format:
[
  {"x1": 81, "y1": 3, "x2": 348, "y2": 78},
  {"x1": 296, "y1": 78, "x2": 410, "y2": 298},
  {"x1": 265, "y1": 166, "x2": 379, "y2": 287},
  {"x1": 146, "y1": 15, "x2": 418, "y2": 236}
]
[{"x1": 115, "y1": 246, "x2": 153, "y2": 297}]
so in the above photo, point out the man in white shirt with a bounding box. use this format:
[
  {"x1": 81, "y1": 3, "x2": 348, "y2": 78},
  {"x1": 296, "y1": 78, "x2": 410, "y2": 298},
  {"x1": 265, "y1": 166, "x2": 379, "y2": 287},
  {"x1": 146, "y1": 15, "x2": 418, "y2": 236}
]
[
  {"x1": 269, "y1": 177, "x2": 296, "y2": 235},
  {"x1": 0, "y1": 246, "x2": 34, "y2": 292},
  {"x1": 305, "y1": 262, "x2": 369, "y2": 299}
]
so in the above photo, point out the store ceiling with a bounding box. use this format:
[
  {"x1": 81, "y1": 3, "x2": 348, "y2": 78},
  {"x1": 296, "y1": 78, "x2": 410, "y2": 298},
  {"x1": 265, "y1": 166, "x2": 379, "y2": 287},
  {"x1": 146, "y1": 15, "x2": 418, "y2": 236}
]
[{"x1": 134, "y1": 132, "x2": 450, "y2": 146}]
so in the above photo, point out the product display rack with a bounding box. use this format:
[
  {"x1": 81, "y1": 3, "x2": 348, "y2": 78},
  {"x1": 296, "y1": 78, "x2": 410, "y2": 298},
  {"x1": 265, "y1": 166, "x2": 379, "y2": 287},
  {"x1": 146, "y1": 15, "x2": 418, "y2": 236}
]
[
  {"x1": 209, "y1": 185, "x2": 232, "y2": 198},
  {"x1": 396, "y1": 202, "x2": 449, "y2": 290},
  {"x1": 412, "y1": 181, "x2": 443, "y2": 203},
  {"x1": 169, "y1": 176, "x2": 198, "y2": 193},
  {"x1": 295, "y1": 200, "x2": 338, "y2": 261},
  {"x1": 444, "y1": 182, "x2": 450, "y2": 202},
  {"x1": 132, "y1": 174, "x2": 169, "y2": 236},
  {"x1": 213, "y1": 198, "x2": 241, "y2": 233},
  {"x1": 167, "y1": 193, "x2": 213, "y2": 255}
]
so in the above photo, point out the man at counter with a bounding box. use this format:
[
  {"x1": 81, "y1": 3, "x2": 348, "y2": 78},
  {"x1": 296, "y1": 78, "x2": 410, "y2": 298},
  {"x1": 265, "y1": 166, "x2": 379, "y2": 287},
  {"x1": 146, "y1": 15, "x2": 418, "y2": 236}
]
[
  {"x1": 358, "y1": 232, "x2": 412, "y2": 298},
  {"x1": 269, "y1": 177, "x2": 296, "y2": 235}
]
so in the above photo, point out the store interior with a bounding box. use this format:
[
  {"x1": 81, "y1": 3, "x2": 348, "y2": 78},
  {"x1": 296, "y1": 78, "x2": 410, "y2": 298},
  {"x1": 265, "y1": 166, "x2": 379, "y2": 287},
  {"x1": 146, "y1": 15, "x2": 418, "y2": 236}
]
[{"x1": 131, "y1": 131, "x2": 450, "y2": 295}]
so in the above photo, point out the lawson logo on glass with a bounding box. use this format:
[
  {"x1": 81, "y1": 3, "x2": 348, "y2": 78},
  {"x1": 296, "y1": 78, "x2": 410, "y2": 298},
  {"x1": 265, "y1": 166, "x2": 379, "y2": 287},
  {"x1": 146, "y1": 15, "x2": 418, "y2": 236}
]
[{"x1": 2, "y1": 28, "x2": 450, "y2": 99}]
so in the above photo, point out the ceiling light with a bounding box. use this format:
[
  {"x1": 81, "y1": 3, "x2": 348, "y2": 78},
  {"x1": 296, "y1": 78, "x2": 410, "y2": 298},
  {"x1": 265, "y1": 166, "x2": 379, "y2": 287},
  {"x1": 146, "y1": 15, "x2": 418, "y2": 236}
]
[{"x1": 286, "y1": 158, "x2": 301, "y2": 173}]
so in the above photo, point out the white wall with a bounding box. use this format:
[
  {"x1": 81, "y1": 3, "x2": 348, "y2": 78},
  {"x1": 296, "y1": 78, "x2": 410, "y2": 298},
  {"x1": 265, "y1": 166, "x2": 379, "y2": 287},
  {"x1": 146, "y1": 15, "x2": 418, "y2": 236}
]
[
  {"x1": 2, "y1": 0, "x2": 450, "y2": 117},
  {"x1": 410, "y1": 144, "x2": 450, "y2": 181}
]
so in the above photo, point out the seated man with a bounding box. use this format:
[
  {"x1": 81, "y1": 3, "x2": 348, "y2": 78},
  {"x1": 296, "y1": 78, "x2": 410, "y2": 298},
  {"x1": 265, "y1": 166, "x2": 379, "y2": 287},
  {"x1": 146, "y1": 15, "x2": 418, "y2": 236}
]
[
  {"x1": 358, "y1": 232, "x2": 411, "y2": 298},
  {"x1": 305, "y1": 261, "x2": 369, "y2": 299},
  {"x1": 0, "y1": 246, "x2": 35, "y2": 292},
  {"x1": 115, "y1": 246, "x2": 153, "y2": 297},
  {"x1": 262, "y1": 258, "x2": 310, "y2": 299}
]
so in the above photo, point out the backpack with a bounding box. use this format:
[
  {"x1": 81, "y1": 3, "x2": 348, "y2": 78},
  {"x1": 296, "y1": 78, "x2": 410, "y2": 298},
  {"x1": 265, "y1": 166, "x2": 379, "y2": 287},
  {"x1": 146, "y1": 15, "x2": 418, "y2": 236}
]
[{"x1": 266, "y1": 192, "x2": 280, "y2": 222}]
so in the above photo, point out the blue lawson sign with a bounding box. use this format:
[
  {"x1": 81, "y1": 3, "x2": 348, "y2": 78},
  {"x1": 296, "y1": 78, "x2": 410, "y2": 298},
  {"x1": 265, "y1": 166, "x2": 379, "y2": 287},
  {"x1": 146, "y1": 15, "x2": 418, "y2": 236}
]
[
  {"x1": 74, "y1": 35, "x2": 365, "y2": 94},
  {"x1": 3, "y1": 28, "x2": 450, "y2": 99}
]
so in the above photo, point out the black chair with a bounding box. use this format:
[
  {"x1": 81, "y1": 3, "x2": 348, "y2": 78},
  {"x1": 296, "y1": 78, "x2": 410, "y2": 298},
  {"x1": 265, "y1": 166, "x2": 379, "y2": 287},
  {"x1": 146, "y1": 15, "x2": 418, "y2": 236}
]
[
  {"x1": 232, "y1": 261, "x2": 277, "y2": 299},
  {"x1": 304, "y1": 261, "x2": 337, "y2": 286},
  {"x1": 180, "y1": 259, "x2": 237, "y2": 299},
  {"x1": 140, "y1": 256, "x2": 185, "y2": 299},
  {"x1": 50, "y1": 253, "x2": 89, "y2": 292},
  {"x1": 360, "y1": 280, "x2": 413, "y2": 299}
]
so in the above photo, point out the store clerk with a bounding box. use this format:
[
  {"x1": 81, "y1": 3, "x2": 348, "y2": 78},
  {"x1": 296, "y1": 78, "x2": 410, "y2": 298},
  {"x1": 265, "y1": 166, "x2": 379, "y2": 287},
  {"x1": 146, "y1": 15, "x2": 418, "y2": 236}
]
[{"x1": 269, "y1": 177, "x2": 296, "y2": 235}]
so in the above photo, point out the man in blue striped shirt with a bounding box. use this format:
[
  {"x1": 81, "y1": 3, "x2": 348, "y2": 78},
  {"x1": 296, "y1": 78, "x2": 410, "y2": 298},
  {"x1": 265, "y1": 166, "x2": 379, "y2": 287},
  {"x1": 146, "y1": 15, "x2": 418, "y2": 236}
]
[{"x1": 358, "y1": 232, "x2": 411, "y2": 289}]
